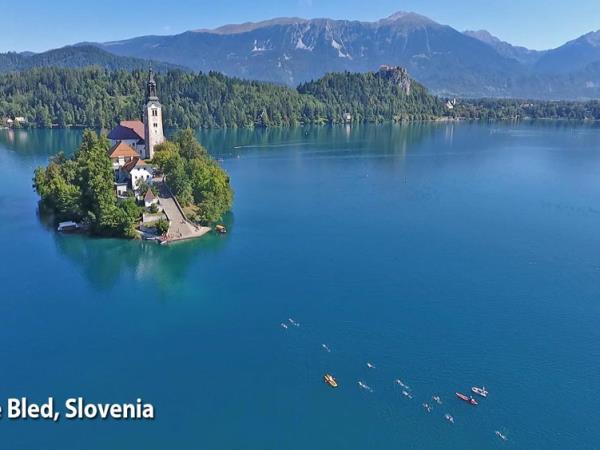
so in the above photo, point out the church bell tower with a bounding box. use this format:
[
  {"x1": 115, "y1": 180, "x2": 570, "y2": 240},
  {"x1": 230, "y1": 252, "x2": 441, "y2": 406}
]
[{"x1": 143, "y1": 69, "x2": 165, "y2": 160}]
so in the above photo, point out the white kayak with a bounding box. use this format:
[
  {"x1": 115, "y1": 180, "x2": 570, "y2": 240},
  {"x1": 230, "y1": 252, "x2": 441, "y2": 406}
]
[{"x1": 471, "y1": 386, "x2": 488, "y2": 397}]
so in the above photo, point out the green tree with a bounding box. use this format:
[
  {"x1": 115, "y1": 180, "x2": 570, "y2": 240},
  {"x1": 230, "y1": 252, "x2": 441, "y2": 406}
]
[
  {"x1": 159, "y1": 132, "x2": 234, "y2": 224},
  {"x1": 33, "y1": 130, "x2": 143, "y2": 238},
  {"x1": 151, "y1": 140, "x2": 179, "y2": 170},
  {"x1": 155, "y1": 218, "x2": 169, "y2": 235},
  {"x1": 173, "y1": 128, "x2": 208, "y2": 160}
]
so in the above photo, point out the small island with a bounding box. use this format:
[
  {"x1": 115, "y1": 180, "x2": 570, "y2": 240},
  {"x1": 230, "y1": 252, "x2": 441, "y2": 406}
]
[{"x1": 33, "y1": 71, "x2": 233, "y2": 242}]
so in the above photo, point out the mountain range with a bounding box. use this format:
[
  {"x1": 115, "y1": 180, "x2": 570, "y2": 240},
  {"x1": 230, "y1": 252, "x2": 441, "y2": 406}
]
[{"x1": 3, "y1": 12, "x2": 600, "y2": 100}]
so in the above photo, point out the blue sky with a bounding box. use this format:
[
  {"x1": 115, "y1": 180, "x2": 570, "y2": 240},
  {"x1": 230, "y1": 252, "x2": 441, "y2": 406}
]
[{"x1": 3, "y1": 0, "x2": 599, "y2": 52}]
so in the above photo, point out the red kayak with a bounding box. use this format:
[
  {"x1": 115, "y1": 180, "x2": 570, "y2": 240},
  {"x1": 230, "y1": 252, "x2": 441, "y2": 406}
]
[{"x1": 456, "y1": 392, "x2": 478, "y2": 405}]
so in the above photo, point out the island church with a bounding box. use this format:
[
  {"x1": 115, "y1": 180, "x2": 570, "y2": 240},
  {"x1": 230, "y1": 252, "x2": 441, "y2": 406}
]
[
  {"x1": 107, "y1": 69, "x2": 165, "y2": 161},
  {"x1": 106, "y1": 70, "x2": 165, "y2": 196}
]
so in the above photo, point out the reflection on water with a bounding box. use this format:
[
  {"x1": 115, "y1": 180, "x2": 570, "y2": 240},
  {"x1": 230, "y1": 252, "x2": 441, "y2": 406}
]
[
  {"x1": 0, "y1": 128, "x2": 84, "y2": 159},
  {"x1": 53, "y1": 229, "x2": 230, "y2": 294},
  {"x1": 2, "y1": 120, "x2": 599, "y2": 162},
  {"x1": 197, "y1": 123, "x2": 442, "y2": 159}
]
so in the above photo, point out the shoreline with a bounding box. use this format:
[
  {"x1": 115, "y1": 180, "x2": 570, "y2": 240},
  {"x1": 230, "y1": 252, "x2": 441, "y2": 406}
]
[{"x1": 5, "y1": 116, "x2": 600, "y2": 132}]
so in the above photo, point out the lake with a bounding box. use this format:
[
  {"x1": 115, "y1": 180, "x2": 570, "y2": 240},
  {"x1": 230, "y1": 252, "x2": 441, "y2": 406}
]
[{"x1": 0, "y1": 123, "x2": 599, "y2": 449}]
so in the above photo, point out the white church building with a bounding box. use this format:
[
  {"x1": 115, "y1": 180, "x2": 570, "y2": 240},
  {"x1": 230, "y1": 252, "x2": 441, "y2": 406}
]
[
  {"x1": 107, "y1": 70, "x2": 165, "y2": 196},
  {"x1": 108, "y1": 69, "x2": 165, "y2": 160}
]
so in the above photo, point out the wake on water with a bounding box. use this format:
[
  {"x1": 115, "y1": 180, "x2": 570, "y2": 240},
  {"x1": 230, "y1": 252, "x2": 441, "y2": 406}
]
[
  {"x1": 395, "y1": 379, "x2": 410, "y2": 390},
  {"x1": 495, "y1": 431, "x2": 508, "y2": 441},
  {"x1": 358, "y1": 381, "x2": 373, "y2": 392}
]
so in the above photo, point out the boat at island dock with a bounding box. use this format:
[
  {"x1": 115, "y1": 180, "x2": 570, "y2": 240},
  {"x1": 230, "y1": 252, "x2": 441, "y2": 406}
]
[{"x1": 57, "y1": 221, "x2": 81, "y2": 232}]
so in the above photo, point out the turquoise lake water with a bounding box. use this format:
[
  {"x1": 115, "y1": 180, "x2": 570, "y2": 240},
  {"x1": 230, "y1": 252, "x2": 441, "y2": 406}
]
[{"x1": 0, "y1": 123, "x2": 599, "y2": 449}]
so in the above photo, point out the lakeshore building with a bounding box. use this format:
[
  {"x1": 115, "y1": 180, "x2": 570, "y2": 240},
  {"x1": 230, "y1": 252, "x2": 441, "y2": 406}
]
[
  {"x1": 108, "y1": 69, "x2": 165, "y2": 160},
  {"x1": 1, "y1": 116, "x2": 27, "y2": 128}
]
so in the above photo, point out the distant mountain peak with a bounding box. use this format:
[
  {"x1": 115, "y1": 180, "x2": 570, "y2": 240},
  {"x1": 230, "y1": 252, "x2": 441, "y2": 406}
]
[
  {"x1": 581, "y1": 30, "x2": 600, "y2": 47},
  {"x1": 379, "y1": 11, "x2": 436, "y2": 26},
  {"x1": 195, "y1": 17, "x2": 308, "y2": 35},
  {"x1": 192, "y1": 12, "x2": 437, "y2": 36},
  {"x1": 464, "y1": 30, "x2": 502, "y2": 45},
  {"x1": 533, "y1": 29, "x2": 600, "y2": 75},
  {"x1": 463, "y1": 29, "x2": 542, "y2": 66}
]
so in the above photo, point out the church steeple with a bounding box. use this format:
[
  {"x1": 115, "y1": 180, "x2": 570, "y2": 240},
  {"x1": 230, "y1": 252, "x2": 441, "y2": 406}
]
[
  {"x1": 143, "y1": 68, "x2": 164, "y2": 160},
  {"x1": 146, "y1": 68, "x2": 158, "y2": 101}
]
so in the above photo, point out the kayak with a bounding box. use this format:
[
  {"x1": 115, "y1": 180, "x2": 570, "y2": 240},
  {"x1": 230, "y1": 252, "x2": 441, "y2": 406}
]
[
  {"x1": 471, "y1": 386, "x2": 488, "y2": 397},
  {"x1": 456, "y1": 392, "x2": 478, "y2": 405}
]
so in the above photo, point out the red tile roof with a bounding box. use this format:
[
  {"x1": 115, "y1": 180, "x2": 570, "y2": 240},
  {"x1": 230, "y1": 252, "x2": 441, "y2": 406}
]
[
  {"x1": 122, "y1": 157, "x2": 150, "y2": 173},
  {"x1": 108, "y1": 141, "x2": 140, "y2": 159},
  {"x1": 144, "y1": 189, "x2": 157, "y2": 201},
  {"x1": 122, "y1": 157, "x2": 140, "y2": 173},
  {"x1": 107, "y1": 120, "x2": 145, "y2": 141},
  {"x1": 120, "y1": 120, "x2": 145, "y2": 140}
]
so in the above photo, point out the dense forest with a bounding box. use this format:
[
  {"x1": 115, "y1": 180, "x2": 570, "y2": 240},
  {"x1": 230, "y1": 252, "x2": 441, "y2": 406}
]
[
  {"x1": 3, "y1": 66, "x2": 600, "y2": 130},
  {"x1": 451, "y1": 98, "x2": 600, "y2": 121},
  {"x1": 0, "y1": 67, "x2": 442, "y2": 129},
  {"x1": 298, "y1": 70, "x2": 443, "y2": 121}
]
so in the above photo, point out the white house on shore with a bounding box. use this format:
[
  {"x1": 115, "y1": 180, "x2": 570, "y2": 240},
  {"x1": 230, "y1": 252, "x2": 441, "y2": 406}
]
[
  {"x1": 122, "y1": 157, "x2": 154, "y2": 191},
  {"x1": 2, "y1": 116, "x2": 27, "y2": 128},
  {"x1": 107, "y1": 141, "x2": 153, "y2": 194}
]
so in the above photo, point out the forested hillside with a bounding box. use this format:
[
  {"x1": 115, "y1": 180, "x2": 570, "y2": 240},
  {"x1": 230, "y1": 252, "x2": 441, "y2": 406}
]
[
  {"x1": 3, "y1": 66, "x2": 600, "y2": 129},
  {"x1": 0, "y1": 46, "x2": 177, "y2": 74},
  {"x1": 0, "y1": 67, "x2": 443, "y2": 128},
  {"x1": 298, "y1": 69, "x2": 444, "y2": 121}
]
